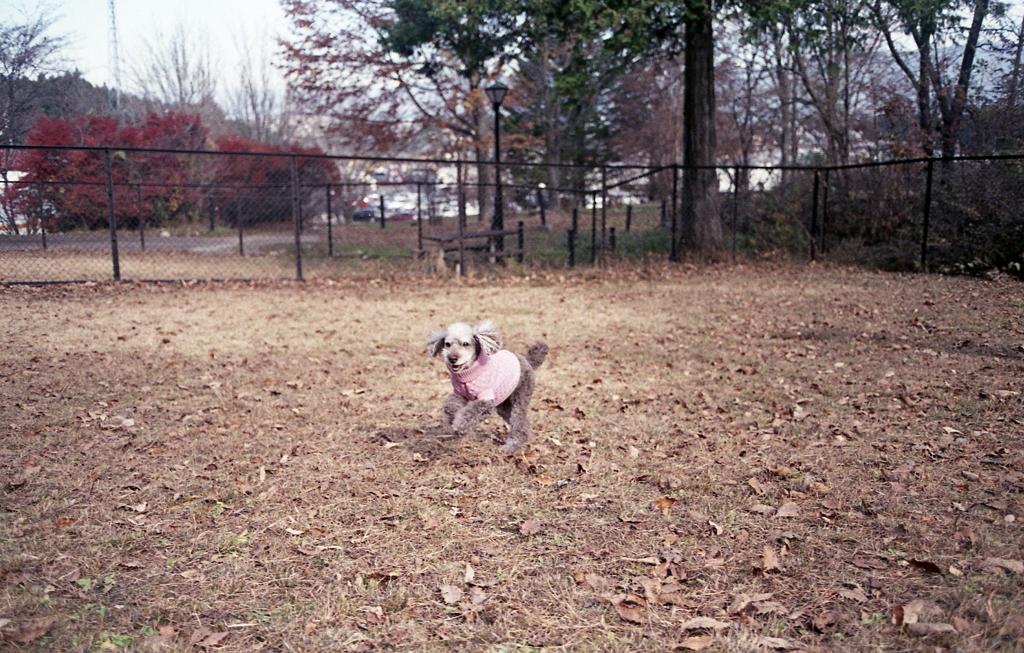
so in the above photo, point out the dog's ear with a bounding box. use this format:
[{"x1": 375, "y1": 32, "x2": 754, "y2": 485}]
[
  {"x1": 473, "y1": 320, "x2": 502, "y2": 355},
  {"x1": 426, "y1": 328, "x2": 447, "y2": 357}
]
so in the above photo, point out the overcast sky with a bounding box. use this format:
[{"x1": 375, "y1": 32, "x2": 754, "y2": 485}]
[{"x1": 4, "y1": 0, "x2": 290, "y2": 98}]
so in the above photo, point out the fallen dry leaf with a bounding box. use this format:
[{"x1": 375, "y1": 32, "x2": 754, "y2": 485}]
[
  {"x1": 755, "y1": 601, "x2": 787, "y2": 615},
  {"x1": 893, "y1": 604, "x2": 905, "y2": 627},
  {"x1": 156, "y1": 625, "x2": 176, "y2": 642},
  {"x1": 899, "y1": 599, "x2": 943, "y2": 625},
  {"x1": 188, "y1": 628, "x2": 228, "y2": 648},
  {"x1": 982, "y1": 557, "x2": 1024, "y2": 574},
  {"x1": 812, "y1": 610, "x2": 850, "y2": 630},
  {"x1": 640, "y1": 578, "x2": 663, "y2": 604},
  {"x1": 758, "y1": 635, "x2": 800, "y2": 650},
  {"x1": 359, "y1": 606, "x2": 385, "y2": 625},
  {"x1": 519, "y1": 518, "x2": 543, "y2": 536},
  {"x1": 952, "y1": 616, "x2": 982, "y2": 636},
  {"x1": 838, "y1": 587, "x2": 868, "y2": 603},
  {"x1": 906, "y1": 622, "x2": 957, "y2": 636},
  {"x1": 440, "y1": 584, "x2": 463, "y2": 604},
  {"x1": 849, "y1": 557, "x2": 886, "y2": 570},
  {"x1": 652, "y1": 496, "x2": 678, "y2": 514},
  {"x1": 728, "y1": 592, "x2": 774, "y2": 614},
  {"x1": 11, "y1": 617, "x2": 56, "y2": 644},
  {"x1": 614, "y1": 602, "x2": 645, "y2": 624},
  {"x1": 466, "y1": 587, "x2": 488, "y2": 606},
  {"x1": 759, "y1": 545, "x2": 781, "y2": 573},
  {"x1": 679, "y1": 616, "x2": 731, "y2": 632},
  {"x1": 677, "y1": 634, "x2": 715, "y2": 650},
  {"x1": 775, "y1": 502, "x2": 801, "y2": 518},
  {"x1": 908, "y1": 559, "x2": 942, "y2": 574},
  {"x1": 7, "y1": 465, "x2": 41, "y2": 489},
  {"x1": 573, "y1": 571, "x2": 612, "y2": 592}
]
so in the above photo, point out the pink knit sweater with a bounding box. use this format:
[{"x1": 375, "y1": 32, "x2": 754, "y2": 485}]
[{"x1": 448, "y1": 350, "x2": 521, "y2": 404}]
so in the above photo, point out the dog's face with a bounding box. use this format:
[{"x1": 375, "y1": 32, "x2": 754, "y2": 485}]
[{"x1": 428, "y1": 320, "x2": 502, "y2": 373}]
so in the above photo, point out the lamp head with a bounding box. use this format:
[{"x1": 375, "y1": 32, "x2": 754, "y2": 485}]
[{"x1": 485, "y1": 81, "x2": 508, "y2": 107}]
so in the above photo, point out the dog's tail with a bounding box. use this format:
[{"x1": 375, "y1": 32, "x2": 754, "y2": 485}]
[{"x1": 526, "y1": 343, "x2": 549, "y2": 369}]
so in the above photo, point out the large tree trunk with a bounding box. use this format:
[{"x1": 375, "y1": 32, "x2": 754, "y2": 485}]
[
  {"x1": 917, "y1": 44, "x2": 933, "y2": 155},
  {"x1": 771, "y1": 29, "x2": 793, "y2": 174},
  {"x1": 539, "y1": 44, "x2": 563, "y2": 211},
  {"x1": 475, "y1": 108, "x2": 492, "y2": 224},
  {"x1": 683, "y1": 0, "x2": 723, "y2": 259},
  {"x1": 1008, "y1": 12, "x2": 1024, "y2": 108},
  {"x1": 935, "y1": 0, "x2": 989, "y2": 158}
]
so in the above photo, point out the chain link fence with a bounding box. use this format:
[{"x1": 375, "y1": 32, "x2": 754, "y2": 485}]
[{"x1": 2, "y1": 145, "x2": 1022, "y2": 283}]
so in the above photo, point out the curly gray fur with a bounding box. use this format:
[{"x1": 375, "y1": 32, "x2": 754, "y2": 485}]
[{"x1": 429, "y1": 322, "x2": 548, "y2": 454}]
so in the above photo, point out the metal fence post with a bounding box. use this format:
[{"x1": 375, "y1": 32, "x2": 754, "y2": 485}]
[
  {"x1": 538, "y1": 185, "x2": 546, "y2": 228},
  {"x1": 379, "y1": 194, "x2": 386, "y2": 229},
  {"x1": 626, "y1": 204, "x2": 632, "y2": 233},
  {"x1": 821, "y1": 168, "x2": 830, "y2": 255},
  {"x1": 136, "y1": 184, "x2": 145, "y2": 253},
  {"x1": 517, "y1": 220, "x2": 524, "y2": 264},
  {"x1": 237, "y1": 198, "x2": 244, "y2": 257},
  {"x1": 291, "y1": 155, "x2": 303, "y2": 281},
  {"x1": 922, "y1": 157, "x2": 934, "y2": 272},
  {"x1": 569, "y1": 207, "x2": 578, "y2": 267},
  {"x1": 810, "y1": 169, "x2": 820, "y2": 262},
  {"x1": 568, "y1": 226, "x2": 576, "y2": 268},
  {"x1": 326, "y1": 184, "x2": 334, "y2": 257},
  {"x1": 416, "y1": 182, "x2": 423, "y2": 258},
  {"x1": 457, "y1": 157, "x2": 465, "y2": 276},
  {"x1": 600, "y1": 166, "x2": 607, "y2": 265},
  {"x1": 103, "y1": 148, "x2": 120, "y2": 281},
  {"x1": 732, "y1": 165, "x2": 740, "y2": 259},
  {"x1": 590, "y1": 193, "x2": 597, "y2": 265},
  {"x1": 670, "y1": 164, "x2": 679, "y2": 261}
]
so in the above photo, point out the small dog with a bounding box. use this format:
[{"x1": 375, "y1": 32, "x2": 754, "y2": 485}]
[{"x1": 427, "y1": 320, "x2": 548, "y2": 453}]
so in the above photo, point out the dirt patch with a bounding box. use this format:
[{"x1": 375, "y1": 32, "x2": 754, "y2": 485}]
[{"x1": 1, "y1": 262, "x2": 1022, "y2": 652}]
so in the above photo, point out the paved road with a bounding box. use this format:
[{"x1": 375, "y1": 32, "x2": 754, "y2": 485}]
[{"x1": 0, "y1": 231, "x2": 321, "y2": 255}]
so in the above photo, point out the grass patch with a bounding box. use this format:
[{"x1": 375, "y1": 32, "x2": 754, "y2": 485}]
[{"x1": 1, "y1": 262, "x2": 1022, "y2": 652}]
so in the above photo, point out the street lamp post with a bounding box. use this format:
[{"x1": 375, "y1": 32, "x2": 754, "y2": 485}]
[{"x1": 485, "y1": 81, "x2": 508, "y2": 255}]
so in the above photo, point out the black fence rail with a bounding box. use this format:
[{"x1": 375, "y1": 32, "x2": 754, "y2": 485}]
[{"x1": 2, "y1": 145, "x2": 1022, "y2": 283}]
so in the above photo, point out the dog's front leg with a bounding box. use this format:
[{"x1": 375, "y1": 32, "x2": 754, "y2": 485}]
[
  {"x1": 442, "y1": 393, "x2": 468, "y2": 432},
  {"x1": 451, "y1": 399, "x2": 495, "y2": 436}
]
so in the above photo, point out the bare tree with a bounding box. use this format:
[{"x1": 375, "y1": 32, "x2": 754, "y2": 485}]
[
  {"x1": 872, "y1": 0, "x2": 992, "y2": 157},
  {"x1": 0, "y1": 4, "x2": 67, "y2": 146},
  {"x1": 228, "y1": 27, "x2": 295, "y2": 144},
  {"x1": 717, "y1": 21, "x2": 774, "y2": 188},
  {"x1": 1, "y1": 4, "x2": 67, "y2": 234},
  {"x1": 128, "y1": 21, "x2": 222, "y2": 127}
]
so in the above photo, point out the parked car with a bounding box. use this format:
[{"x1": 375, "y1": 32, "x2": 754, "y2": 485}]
[{"x1": 352, "y1": 206, "x2": 378, "y2": 222}]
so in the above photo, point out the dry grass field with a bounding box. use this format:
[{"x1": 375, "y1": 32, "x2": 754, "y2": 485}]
[{"x1": 1, "y1": 262, "x2": 1022, "y2": 652}]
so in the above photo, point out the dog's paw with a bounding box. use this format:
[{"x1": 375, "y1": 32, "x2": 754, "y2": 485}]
[{"x1": 498, "y1": 438, "x2": 526, "y2": 454}]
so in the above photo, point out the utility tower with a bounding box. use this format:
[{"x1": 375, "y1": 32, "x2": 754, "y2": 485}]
[{"x1": 108, "y1": 0, "x2": 122, "y2": 113}]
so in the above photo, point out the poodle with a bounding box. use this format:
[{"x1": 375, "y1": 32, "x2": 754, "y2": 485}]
[{"x1": 427, "y1": 320, "x2": 548, "y2": 453}]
